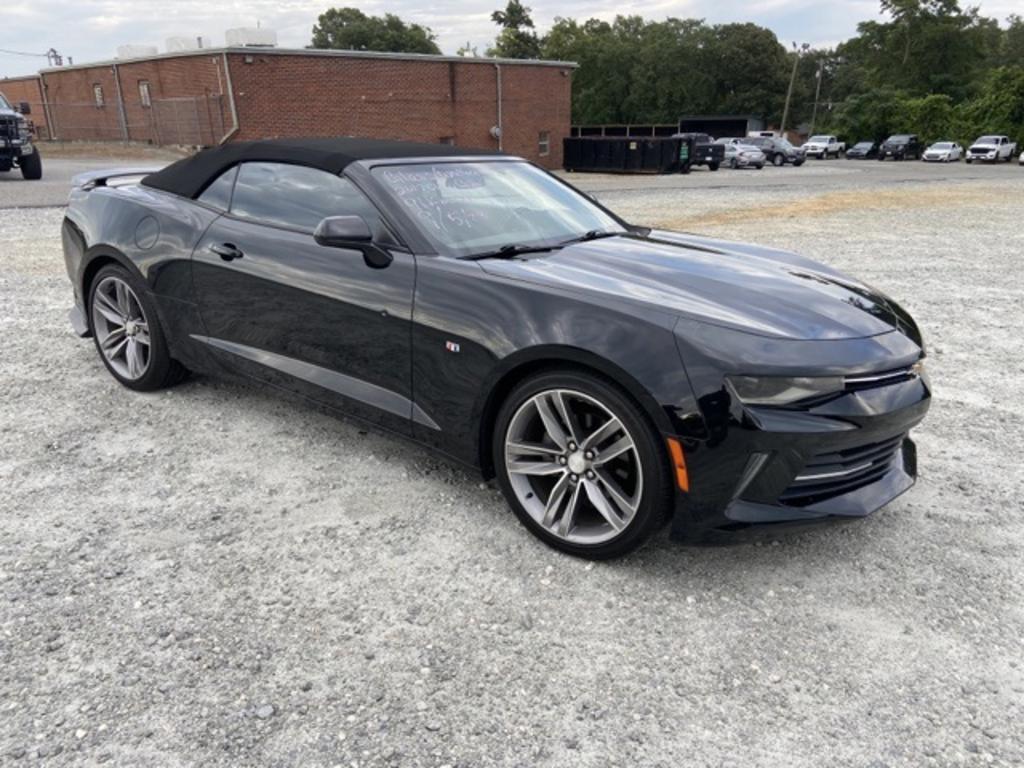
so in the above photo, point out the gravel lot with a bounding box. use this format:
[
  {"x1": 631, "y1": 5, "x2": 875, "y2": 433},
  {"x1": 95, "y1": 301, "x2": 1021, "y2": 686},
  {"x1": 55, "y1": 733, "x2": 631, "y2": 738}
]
[{"x1": 2, "y1": 151, "x2": 1023, "y2": 767}]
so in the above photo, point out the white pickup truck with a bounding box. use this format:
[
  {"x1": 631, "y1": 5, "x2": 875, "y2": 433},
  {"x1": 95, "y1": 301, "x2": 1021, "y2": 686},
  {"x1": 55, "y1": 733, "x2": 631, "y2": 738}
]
[
  {"x1": 965, "y1": 135, "x2": 1017, "y2": 163},
  {"x1": 802, "y1": 135, "x2": 846, "y2": 159}
]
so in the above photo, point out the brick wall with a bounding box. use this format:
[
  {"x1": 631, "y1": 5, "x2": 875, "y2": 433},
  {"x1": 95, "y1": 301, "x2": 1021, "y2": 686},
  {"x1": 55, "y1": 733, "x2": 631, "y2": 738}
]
[
  {"x1": 29, "y1": 50, "x2": 573, "y2": 168},
  {"x1": 0, "y1": 76, "x2": 47, "y2": 138},
  {"x1": 41, "y1": 64, "x2": 123, "y2": 141},
  {"x1": 226, "y1": 53, "x2": 571, "y2": 168}
]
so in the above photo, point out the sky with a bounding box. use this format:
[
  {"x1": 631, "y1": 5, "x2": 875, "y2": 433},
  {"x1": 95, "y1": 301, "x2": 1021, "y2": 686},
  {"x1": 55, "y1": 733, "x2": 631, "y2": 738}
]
[{"x1": 1, "y1": 0, "x2": 1021, "y2": 77}]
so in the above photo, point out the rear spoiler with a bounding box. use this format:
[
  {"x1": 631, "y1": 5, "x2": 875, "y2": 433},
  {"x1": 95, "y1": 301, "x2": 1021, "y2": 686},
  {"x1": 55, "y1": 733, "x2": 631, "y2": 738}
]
[{"x1": 71, "y1": 167, "x2": 164, "y2": 191}]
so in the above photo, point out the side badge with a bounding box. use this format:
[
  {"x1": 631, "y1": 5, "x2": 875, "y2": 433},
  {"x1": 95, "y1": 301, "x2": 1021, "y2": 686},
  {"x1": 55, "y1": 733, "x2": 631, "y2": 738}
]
[{"x1": 445, "y1": 341, "x2": 461, "y2": 353}]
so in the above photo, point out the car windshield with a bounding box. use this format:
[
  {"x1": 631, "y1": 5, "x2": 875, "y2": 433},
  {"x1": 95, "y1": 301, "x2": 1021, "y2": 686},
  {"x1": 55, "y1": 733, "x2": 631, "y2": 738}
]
[
  {"x1": 976, "y1": 136, "x2": 1000, "y2": 143},
  {"x1": 853, "y1": 142, "x2": 873, "y2": 149},
  {"x1": 0, "y1": 93, "x2": 11, "y2": 110},
  {"x1": 371, "y1": 161, "x2": 626, "y2": 258},
  {"x1": 931, "y1": 142, "x2": 954, "y2": 149},
  {"x1": 888, "y1": 136, "x2": 910, "y2": 144},
  {"x1": 808, "y1": 136, "x2": 830, "y2": 143}
]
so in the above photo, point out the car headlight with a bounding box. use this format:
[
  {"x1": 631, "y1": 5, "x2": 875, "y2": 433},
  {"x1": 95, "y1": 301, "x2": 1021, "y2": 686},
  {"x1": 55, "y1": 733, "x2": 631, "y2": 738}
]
[
  {"x1": 726, "y1": 375, "x2": 845, "y2": 406},
  {"x1": 17, "y1": 121, "x2": 30, "y2": 140}
]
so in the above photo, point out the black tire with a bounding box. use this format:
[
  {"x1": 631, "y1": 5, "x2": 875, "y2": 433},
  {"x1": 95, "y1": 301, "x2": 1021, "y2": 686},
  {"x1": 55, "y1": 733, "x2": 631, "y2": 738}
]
[
  {"x1": 772, "y1": 153, "x2": 784, "y2": 167},
  {"x1": 87, "y1": 264, "x2": 188, "y2": 391},
  {"x1": 965, "y1": 158, "x2": 972, "y2": 164},
  {"x1": 729, "y1": 158, "x2": 738, "y2": 169},
  {"x1": 493, "y1": 369, "x2": 673, "y2": 560},
  {"x1": 19, "y1": 150, "x2": 42, "y2": 180},
  {"x1": 708, "y1": 162, "x2": 720, "y2": 172},
  {"x1": 794, "y1": 160, "x2": 805, "y2": 167}
]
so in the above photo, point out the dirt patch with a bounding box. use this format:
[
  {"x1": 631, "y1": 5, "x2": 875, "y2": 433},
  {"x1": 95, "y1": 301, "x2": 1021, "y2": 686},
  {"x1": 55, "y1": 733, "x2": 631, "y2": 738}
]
[
  {"x1": 35, "y1": 140, "x2": 189, "y2": 162},
  {"x1": 653, "y1": 183, "x2": 1003, "y2": 230}
]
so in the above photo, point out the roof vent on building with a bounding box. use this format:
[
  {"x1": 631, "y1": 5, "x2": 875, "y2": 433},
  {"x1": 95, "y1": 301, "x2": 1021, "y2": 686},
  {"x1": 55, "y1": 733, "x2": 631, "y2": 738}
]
[
  {"x1": 166, "y1": 36, "x2": 210, "y2": 52},
  {"x1": 116, "y1": 44, "x2": 159, "y2": 60},
  {"x1": 225, "y1": 28, "x2": 278, "y2": 48}
]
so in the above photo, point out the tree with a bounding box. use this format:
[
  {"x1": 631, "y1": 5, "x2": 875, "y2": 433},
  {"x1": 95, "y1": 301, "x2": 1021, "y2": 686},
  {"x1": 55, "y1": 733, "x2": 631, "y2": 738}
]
[
  {"x1": 488, "y1": 1, "x2": 542, "y2": 59},
  {"x1": 311, "y1": 8, "x2": 441, "y2": 54}
]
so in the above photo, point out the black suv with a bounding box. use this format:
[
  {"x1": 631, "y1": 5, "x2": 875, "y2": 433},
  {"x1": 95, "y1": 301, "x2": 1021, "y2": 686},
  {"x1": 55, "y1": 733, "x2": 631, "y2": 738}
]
[
  {"x1": 673, "y1": 133, "x2": 724, "y2": 171},
  {"x1": 0, "y1": 92, "x2": 42, "y2": 180},
  {"x1": 878, "y1": 134, "x2": 921, "y2": 161},
  {"x1": 744, "y1": 136, "x2": 806, "y2": 166}
]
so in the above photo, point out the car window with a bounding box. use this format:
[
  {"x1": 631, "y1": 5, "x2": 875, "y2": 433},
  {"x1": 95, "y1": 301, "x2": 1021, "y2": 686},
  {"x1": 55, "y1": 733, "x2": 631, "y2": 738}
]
[
  {"x1": 371, "y1": 161, "x2": 624, "y2": 258},
  {"x1": 197, "y1": 166, "x2": 238, "y2": 211},
  {"x1": 230, "y1": 162, "x2": 384, "y2": 236}
]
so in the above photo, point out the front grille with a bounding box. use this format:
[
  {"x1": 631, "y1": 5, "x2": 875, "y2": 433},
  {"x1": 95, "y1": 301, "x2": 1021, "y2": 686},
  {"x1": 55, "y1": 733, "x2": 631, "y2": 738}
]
[
  {"x1": 780, "y1": 433, "x2": 905, "y2": 507},
  {"x1": 844, "y1": 366, "x2": 916, "y2": 392},
  {"x1": 0, "y1": 116, "x2": 17, "y2": 140}
]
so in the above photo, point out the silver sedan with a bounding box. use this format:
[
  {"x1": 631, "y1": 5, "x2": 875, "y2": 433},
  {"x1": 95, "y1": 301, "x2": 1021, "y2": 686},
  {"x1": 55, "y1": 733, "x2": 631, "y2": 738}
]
[
  {"x1": 922, "y1": 142, "x2": 963, "y2": 162},
  {"x1": 716, "y1": 139, "x2": 766, "y2": 170}
]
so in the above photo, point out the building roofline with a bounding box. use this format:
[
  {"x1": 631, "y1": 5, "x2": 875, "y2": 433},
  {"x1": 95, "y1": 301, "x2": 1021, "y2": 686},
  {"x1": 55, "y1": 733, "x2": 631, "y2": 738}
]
[{"x1": 39, "y1": 46, "x2": 578, "y2": 74}]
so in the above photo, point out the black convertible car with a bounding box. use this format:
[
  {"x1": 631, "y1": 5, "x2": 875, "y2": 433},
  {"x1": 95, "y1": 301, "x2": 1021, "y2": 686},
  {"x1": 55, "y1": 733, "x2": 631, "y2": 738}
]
[{"x1": 62, "y1": 138, "x2": 931, "y2": 559}]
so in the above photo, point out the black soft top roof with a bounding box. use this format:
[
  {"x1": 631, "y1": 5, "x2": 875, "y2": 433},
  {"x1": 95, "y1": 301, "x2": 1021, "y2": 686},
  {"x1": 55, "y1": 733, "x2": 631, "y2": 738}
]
[{"x1": 141, "y1": 137, "x2": 503, "y2": 199}]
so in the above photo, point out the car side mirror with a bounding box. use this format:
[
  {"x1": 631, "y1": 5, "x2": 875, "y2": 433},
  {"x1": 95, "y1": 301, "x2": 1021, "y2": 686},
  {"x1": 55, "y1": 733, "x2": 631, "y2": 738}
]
[
  {"x1": 18, "y1": 102, "x2": 31, "y2": 115},
  {"x1": 313, "y1": 215, "x2": 392, "y2": 269}
]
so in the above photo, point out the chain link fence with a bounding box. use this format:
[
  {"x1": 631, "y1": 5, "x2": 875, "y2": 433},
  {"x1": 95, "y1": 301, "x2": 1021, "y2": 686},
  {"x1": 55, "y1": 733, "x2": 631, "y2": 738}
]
[{"x1": 17, "y1": 95, "x2": 227, "y2": 147}]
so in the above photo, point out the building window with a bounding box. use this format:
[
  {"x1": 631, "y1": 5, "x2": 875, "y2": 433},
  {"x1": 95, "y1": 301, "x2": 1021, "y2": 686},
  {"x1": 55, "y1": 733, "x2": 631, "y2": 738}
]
[
  {"x1": 439, "y1": 136, "x2": 455, "y2": 146},
  {"x1": 93, "y1": 84, "x2": 104, "y2": 108},
  {"x1": 139, "y1": 81, "x2": 152, "y2": 108},
  {"x1": 538, "y1": 131, "x2": 551, "y2": 157}
]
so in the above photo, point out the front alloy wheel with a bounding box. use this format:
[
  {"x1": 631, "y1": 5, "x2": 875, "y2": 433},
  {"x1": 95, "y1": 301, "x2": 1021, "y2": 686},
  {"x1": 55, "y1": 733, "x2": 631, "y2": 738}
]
[{"x1": 494, "y1": 372, "x2": 671, "y2": 559}]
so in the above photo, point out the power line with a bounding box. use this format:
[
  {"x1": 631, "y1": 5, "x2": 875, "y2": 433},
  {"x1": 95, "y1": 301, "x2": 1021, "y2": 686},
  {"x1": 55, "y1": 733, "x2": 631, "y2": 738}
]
[{"x1": 0, "y1": 47, "x2": 50, "y2": 58}]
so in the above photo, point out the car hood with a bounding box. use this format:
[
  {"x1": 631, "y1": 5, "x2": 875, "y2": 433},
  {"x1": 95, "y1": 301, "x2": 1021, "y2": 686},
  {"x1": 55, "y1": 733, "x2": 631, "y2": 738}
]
[
  {"x1": 968, "y1": 144, "x2": 997, "y2": 150},
  {"x1": 478, "y1": 232, "x2": 919, "y2": 343}
]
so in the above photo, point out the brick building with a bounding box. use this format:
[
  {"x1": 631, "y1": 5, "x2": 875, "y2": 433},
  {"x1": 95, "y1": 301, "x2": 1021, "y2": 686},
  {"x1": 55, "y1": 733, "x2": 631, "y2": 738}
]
[{"x1": 3, "y1": 48, "x2": 575, "y2": 169}]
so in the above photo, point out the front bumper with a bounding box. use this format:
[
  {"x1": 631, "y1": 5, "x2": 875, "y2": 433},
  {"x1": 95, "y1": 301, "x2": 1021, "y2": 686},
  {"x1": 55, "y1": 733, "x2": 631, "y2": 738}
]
[
  {"x1": 670, "y1": 370, "x2": 931, "y2": 542},
  {"x1": 0, "y1": 137, "x2": 33, "y2": 158}
]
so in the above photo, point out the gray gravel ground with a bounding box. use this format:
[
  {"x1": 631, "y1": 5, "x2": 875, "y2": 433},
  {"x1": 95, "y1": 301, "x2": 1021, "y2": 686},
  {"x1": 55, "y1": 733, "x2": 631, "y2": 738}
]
[{"x1": 1, "y1": 153, "x2": 1023, "y2": 767}]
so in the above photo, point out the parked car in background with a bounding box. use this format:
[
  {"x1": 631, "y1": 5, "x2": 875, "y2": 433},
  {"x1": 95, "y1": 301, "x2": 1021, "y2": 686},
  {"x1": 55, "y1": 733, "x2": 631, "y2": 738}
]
[
  {"x1": 715, "y1": 139, "x2": 766, "y2": 169},
  {"x1": 802, "y1": 135, "x2": 846, "y2": 159},
  {"x1": 965, "y1": 135, "x2": 1017, "y2": 163},
  {"x1": 744, "y1": 136, "x2": 805, "y2": 166},
  {"x1": 0, "y1": 91, "x2": 42, "y2": 180},
  {"x1": 922, "y1": 141, "x2": 962, "y2": 162},
  {"x1": 673, "y1": 133, "x2": 724, "y2": 172},
  {"x1": 845, "y1": 141, "x2": 879, "y2": 160},
  {"x1": 878, "y1": 135, "x2": 922, "y2": 161},
  {"x1": 61, "y1": 137, "x2": 931, "y2": 558}
]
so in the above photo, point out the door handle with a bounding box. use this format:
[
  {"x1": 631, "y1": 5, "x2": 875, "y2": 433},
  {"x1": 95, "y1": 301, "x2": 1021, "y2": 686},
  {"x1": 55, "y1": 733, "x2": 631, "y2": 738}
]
[{"x1": 210, "y1": 243, "x2": 243, "y2": 261}]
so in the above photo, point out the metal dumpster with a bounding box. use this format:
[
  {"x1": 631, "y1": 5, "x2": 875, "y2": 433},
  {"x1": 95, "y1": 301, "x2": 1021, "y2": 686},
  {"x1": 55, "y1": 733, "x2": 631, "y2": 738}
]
[{"x1": 563, "y1": 136, "x2": 695, "y2": 174}]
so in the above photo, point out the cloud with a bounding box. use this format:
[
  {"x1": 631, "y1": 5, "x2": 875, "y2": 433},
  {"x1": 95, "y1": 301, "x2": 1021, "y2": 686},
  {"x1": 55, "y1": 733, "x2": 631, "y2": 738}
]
[{"x1": 1, "y1": 0, "x2": 1019, "y2": 78}]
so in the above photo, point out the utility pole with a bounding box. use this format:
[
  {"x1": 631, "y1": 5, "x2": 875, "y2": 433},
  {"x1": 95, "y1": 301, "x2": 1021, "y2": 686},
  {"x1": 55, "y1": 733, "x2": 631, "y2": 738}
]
[
  {"x1": 809, "y1": 58, "x2": 825, "y2": 136},
  {"x1": 780, "y1": 42, "x2": 808, "y2": 140}
]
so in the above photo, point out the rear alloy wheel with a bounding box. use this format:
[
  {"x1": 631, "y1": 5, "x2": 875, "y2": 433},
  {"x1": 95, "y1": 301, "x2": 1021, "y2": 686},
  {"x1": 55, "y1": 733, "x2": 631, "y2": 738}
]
[
  {"x1": 88, "y1": 264, "x2": 187, "y2": 391},
  {"x1": 494, "y1": 372, "x2": 671, "y2": 559},
  {"x1": 772, "y1": 153, "x2": 785, "y2": 167}
]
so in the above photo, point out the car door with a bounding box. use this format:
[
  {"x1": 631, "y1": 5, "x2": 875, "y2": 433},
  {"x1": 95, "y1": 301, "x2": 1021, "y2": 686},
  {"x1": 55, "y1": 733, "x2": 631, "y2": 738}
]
[{"x1": 190, "y1": 161, "x2": 417, "y2": 434}]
